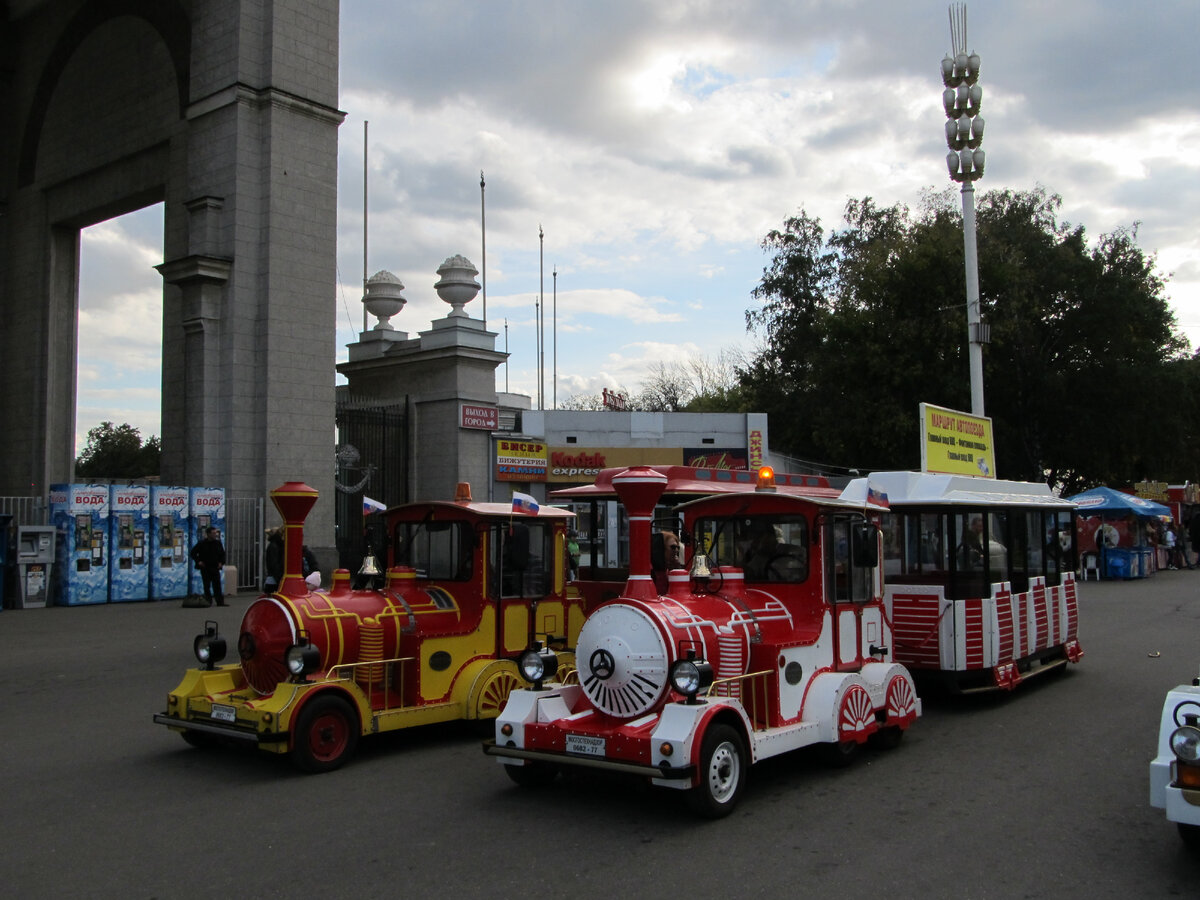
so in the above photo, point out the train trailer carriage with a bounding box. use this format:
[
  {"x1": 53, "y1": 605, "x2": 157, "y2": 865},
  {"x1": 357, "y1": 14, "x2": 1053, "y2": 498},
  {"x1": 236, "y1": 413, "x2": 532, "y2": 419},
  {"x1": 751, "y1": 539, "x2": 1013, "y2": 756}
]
[
  {"x1": 484, "y1": 465, "x2": 921, "y2": 817},
  {"x1": 860, "y1": 471, "x2": 1083, "y2": 693},
  {"x1": 154, "y1": 481, "x2": 583, "y2": 772}
]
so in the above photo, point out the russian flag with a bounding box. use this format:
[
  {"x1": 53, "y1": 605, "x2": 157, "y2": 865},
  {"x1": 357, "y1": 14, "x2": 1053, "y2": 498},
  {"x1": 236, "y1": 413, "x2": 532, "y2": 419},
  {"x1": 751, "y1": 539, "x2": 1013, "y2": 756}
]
[
  {"x1": 363, "y1": 496, "x2": 386, "y2": 515},
  {"x1": 511, "y1": 491, "x2": 540, "y2": 515}
]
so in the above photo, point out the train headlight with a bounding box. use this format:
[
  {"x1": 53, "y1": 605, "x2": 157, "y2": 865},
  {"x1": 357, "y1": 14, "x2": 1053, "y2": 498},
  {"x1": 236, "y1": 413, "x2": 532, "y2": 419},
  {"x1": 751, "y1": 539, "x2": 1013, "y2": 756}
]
[
  {"x1": 1171, "y1": 725, "x2": 1200, "y2": 763},
  {"x1": 284, "y1": 636, "x2": 321, "y2": 683},
  {"x1": 193, "y1": 621, "x2": 227, "y2": 670},
  {"x1": 518, "y1": 642, "x2": 558, "y2": 690},
  {"x1": 669, "y1": 652, "x2": 713, "y2": 704}
]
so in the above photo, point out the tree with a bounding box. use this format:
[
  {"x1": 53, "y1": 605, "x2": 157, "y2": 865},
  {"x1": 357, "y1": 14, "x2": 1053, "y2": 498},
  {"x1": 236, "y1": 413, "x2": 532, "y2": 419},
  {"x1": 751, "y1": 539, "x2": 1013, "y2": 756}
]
[
  {"x1": 740, "y1": 188, "x2": 1188, "y2": 491},
  {"x1": 75, "y1": 422, "x2": 161, "y2": 479}
]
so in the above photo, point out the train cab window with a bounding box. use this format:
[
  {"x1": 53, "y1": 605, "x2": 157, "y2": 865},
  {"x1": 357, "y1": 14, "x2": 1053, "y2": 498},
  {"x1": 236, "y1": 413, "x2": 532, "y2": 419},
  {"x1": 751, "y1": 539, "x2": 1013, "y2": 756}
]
[
  {"x1": 694, "y1": 514, "x2": 809, "y2": 583},
  {"x1": 490, "y1": 522, "x2": 552, "y2": 598},
  {"x1": 824, "y1": 517, "x2": 876, "y2": 603},
  {"x1": 392, "y1": 521, "x2": 473, "y2": 581}
]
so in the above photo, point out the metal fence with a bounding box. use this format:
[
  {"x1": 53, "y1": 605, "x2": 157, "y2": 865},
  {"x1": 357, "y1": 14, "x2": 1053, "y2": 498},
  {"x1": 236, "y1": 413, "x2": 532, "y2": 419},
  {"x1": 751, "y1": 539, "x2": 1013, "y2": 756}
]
[
  {"x1": 335, "y1": 399, "x2": 408, "y2": 573},
  {"x1": 0, "y1": 494, "x2": 263, "y2": 592},
  {"x1": 0, "y1": 496, "x2": 48, "y2": 528},
  {"x1": 225, "y1": 495, "x2": 264, "y2": 591}
]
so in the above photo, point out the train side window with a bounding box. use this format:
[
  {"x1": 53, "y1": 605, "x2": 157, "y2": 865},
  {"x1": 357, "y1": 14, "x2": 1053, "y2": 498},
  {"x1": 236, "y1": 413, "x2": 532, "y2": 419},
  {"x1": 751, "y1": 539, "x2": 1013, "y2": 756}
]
[{"x1": 492, "y1": 523, "x2": 551, "y2": 598}]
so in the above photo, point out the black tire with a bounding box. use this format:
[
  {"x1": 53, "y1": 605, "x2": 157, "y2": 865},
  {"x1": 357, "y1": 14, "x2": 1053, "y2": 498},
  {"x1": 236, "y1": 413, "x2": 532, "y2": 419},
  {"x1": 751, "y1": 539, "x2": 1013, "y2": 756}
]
[
  {"x1": 1179, "y1": 822, "x2": 1200, "y2": 850},
  {"x1": 181, "y1": 730, "x2": 215, "y2": 749},
  {"x1": 290, "y1": 694, "x2": 359, "y2": 774},
  {"x1": 822, "y1": 738, "x2": 861, "y2": 768},
  {"x1": 872, "y1": 725, "x2": 904, "y2": 750},
  {"x1": 504, "y1": 761, "x2": 558, "y2": 788},
  {"x1": 687, "y1": 724, "x2": 747, "y2": 818}
]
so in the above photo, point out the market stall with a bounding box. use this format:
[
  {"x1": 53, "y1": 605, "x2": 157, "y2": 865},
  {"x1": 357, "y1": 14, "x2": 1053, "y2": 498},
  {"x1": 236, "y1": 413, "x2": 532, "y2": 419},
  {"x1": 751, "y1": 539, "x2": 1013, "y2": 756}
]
[{"x1": 1068, "y1": 486, "x2": 1171, "y2": 579}]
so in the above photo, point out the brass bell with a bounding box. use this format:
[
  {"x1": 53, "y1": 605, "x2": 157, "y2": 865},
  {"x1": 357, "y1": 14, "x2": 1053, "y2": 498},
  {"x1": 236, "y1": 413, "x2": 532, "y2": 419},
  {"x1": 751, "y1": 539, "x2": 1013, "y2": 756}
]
[{"x1": 358, "y1": 552, "x2": 382, "y2": 578}]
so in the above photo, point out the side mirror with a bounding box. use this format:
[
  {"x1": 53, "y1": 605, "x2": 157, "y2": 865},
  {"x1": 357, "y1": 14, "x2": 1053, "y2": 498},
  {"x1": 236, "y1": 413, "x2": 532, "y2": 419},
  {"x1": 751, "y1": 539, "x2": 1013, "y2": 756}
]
[{"x1": 852, "y1": 523, "x2": 880, "y2": 569}]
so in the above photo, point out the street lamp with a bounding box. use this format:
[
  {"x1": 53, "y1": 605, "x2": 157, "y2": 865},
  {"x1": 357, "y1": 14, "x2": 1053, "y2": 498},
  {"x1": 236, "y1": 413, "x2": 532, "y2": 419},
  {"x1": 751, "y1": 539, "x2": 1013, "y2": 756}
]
[{"x1": 942, "y1": 2, "x2": 987, "y2": 416}]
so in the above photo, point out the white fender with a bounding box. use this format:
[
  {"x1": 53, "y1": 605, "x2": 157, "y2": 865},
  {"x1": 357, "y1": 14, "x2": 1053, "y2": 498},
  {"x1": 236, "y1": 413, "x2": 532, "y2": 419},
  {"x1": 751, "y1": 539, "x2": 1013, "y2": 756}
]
[{"x1": 804, "y1": 671, "x2": 871, "y2": 744}]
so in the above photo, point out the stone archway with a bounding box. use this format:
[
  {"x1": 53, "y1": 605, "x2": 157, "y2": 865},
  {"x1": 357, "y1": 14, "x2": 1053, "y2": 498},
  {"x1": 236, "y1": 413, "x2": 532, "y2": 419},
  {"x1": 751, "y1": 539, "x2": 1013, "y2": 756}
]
[{"x1": 0, "y1": 0, "x2": 343, "y2": 556}]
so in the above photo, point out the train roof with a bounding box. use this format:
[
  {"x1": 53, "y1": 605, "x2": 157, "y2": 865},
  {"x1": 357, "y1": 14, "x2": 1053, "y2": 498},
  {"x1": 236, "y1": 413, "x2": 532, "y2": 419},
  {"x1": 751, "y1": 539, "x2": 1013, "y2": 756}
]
[
  {"x1": 551, "y1": 465, "x2": 837, "y2": 500},
  {"x1": 850, "y1": 471, "x2": 1075, "y2": 509},
  {"x1": 384, "y1": 500, "x2": 575, "y2": 521}
]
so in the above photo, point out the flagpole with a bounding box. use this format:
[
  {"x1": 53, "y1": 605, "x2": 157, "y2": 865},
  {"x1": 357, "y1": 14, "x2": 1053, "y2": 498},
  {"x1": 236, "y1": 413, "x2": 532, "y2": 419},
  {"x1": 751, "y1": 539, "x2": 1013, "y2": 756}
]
[
  {"x1": 553, "y1": 265, "x2": 557, "y2": 410},
  {"x1": 362, "y1": 120, "x2": 369, "y2": 333},
  {"x1": 538, "y1": 225, "x2": 545, "y2": 410},
  {"x1": 480, "y1": 171, "x2": 487, "y2": 328}
]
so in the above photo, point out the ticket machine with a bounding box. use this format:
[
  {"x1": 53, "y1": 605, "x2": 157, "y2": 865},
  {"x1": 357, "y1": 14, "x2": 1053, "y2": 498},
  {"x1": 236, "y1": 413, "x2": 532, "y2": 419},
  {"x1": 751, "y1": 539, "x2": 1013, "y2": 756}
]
[{"x1": 16, "y1": 525, "x2": 55, "y2": 609}]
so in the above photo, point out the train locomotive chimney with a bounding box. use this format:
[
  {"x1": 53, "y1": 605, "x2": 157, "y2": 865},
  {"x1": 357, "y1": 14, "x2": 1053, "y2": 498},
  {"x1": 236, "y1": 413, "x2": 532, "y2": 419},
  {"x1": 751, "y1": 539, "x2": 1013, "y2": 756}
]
[
  {"x1": 270, "y1": 481, "x2": 318, "y2": 596},
  {"x1": 611, "y1": 466, "x2": 667, "y2": 600}
]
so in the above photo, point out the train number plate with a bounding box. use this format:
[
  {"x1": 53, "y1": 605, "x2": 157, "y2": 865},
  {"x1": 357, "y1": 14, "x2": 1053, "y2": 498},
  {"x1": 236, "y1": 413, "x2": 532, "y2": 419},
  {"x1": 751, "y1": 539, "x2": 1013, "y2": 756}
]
[
  {"x1": 566, "y1": 734, "x2": 605, "y2": 757},
  {"x1": 210, "y1": 704, "x2": 236, "y2": 723}
]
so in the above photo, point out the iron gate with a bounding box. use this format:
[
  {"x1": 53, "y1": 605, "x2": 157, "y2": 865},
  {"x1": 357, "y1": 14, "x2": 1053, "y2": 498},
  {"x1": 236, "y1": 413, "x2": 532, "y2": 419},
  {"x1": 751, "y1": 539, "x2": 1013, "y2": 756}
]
[{"x1": 335, "y1": 399, "x2": 408, "y2": 573}]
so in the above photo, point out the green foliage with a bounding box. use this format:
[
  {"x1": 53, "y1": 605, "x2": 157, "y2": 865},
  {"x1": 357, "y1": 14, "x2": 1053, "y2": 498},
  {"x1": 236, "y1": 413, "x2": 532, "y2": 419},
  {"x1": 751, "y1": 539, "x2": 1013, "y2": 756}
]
[
  {"x1": 741, "y1": 187, "x2": 1190, "y2": 492},
  {"x1": 75, "y1": 422, "x2": 160, "y2": 479}
]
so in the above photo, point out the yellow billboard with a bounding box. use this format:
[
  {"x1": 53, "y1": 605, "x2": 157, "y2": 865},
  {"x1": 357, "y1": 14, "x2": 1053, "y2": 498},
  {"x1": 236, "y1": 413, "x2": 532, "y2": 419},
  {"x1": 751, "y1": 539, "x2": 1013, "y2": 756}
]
[{"x1": 919, "y1": 402, "x2": 995, "y2": 478}]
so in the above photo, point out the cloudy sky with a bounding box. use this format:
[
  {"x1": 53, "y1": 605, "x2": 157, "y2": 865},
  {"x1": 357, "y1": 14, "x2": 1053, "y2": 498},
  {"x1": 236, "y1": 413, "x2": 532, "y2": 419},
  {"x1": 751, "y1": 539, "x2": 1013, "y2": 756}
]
[{"x1": 76, "y1": 0, "x2": 1200, "y2": 451}]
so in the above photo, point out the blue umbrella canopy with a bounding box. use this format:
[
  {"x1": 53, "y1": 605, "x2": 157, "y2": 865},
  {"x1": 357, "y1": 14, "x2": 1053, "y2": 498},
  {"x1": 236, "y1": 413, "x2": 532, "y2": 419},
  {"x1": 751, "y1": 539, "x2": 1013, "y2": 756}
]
[{"x1": 1067, "y1": 486, "x2": 1171, "y2": 517}]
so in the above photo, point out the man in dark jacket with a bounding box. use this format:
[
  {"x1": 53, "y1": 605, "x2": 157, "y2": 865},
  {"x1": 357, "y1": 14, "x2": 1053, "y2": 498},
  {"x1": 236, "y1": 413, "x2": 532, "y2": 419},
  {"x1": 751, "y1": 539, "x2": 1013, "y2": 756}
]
[{"x1": 191, "y1": 527, "x2": 226, "y2": 606}]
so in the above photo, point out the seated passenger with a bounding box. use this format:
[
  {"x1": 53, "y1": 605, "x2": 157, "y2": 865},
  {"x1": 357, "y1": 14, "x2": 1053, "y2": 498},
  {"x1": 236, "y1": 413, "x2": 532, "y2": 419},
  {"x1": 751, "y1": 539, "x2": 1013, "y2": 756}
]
[{"x1": 651, "y1": 530, "x2": 682, "y2": 593}]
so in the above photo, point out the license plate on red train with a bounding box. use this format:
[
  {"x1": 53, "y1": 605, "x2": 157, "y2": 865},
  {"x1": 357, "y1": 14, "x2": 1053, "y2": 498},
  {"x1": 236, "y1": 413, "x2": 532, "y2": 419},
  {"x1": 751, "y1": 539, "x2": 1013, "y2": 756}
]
[
  {"x1": 210, "y1": 703, "x2": 236, "y2": 723},
  {"x1": 565, "y1": 734, "x2": 606, "y2": 757}
]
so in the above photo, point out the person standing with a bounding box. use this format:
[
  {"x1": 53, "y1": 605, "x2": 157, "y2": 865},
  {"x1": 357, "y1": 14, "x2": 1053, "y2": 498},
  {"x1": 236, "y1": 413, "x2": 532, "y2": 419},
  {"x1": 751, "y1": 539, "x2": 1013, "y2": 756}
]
[
  {"x1": 263, "y1": 527, "x2": 284, "y2": 592},
  {"x1": 190, "y1": 526, "x2": 226, "y2": 606}
]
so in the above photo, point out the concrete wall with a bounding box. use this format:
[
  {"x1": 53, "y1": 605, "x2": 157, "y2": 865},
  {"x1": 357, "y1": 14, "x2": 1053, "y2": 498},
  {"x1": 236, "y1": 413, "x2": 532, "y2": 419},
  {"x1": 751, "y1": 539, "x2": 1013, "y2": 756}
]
[{"x1": 0, "y1": 1, "x2": 343, "y2": 559}]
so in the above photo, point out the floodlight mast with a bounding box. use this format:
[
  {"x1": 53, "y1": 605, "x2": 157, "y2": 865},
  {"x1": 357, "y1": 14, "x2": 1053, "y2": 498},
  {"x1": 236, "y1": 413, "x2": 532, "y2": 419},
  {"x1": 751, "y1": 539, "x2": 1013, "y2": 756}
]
[{"x1": 943, "y1": 2, "x2": 987, "y2": 416}]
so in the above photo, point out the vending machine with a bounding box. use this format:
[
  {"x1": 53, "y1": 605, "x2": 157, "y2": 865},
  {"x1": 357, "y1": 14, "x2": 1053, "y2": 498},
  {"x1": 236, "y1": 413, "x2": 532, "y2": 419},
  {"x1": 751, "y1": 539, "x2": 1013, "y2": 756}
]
[
  {"x1": 109, "y1": 484, "x2": 150, "y2": 602},
  {"x1": 188, "y1": 486, "x2": 226, "y2": 596},
  {"x1": 149, "y1": 485, "x2": 190, "y2": 600},
  {"x1": 48, "y1": 483, "x2": 110, "y2": 606}
]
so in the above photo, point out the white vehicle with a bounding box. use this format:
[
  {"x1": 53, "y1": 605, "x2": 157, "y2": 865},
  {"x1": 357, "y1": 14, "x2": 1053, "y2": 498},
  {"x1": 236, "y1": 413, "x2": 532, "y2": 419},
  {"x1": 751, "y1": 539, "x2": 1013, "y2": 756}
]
[{"x1": 1150, "y1": 677, "x2": 1200, "y2": 847}]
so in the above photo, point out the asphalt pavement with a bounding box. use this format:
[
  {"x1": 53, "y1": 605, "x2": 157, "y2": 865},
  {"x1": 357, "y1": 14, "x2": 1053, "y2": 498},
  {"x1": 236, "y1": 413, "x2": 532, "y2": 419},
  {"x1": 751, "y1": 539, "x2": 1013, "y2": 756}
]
[{"x1": 2, "y1": 576, "x2": 1200, "y2": 899}]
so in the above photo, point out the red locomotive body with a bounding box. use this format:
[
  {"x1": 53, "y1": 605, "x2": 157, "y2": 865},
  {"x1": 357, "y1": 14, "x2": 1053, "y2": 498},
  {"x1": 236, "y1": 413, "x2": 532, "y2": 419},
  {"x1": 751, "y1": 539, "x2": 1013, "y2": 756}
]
[
  {"x1": 485, "y1": 466, "x2": 920, "y2": 816},
  {"x1": 156, "y1": 481, "x2": 583, "y2": 771}
]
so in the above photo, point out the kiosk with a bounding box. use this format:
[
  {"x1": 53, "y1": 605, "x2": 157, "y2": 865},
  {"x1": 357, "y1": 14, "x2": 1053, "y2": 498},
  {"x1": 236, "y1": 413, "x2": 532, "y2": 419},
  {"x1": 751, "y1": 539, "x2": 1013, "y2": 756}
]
[{"x1": 16, "y1": 525, "x2": 55, "y2": 608}]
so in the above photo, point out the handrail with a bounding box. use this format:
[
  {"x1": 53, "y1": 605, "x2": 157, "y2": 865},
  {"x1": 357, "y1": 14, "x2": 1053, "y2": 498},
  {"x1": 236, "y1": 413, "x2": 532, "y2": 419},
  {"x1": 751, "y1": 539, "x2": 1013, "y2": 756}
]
[
  {"x1": 324, "y1": 655, "x2": 416, "y2": 712},
  {"x1": 705, "y1": 669, "x2": 772, "y2": 732}
]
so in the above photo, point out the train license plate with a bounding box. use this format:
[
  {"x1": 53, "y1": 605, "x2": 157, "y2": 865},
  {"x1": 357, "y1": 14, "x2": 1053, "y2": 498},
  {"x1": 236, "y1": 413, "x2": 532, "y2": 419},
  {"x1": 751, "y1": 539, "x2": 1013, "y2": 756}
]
[
  {"x1": 566, "y1": 734, "x2": 605, "y2": 757},
  {"x1": 210, "y1": 704, "x2": 236, "y2": 723}
]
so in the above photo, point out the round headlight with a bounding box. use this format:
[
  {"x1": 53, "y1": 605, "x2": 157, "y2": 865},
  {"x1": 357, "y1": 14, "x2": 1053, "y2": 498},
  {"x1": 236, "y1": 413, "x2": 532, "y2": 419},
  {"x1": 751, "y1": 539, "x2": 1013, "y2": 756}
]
[
  {"x1": 519, "y1": 648, "x2": 546, "y2": 683},
  {"x1": 285, "y1": 642, "x2": 320, "y2": 678},
  {"x1": 193, "y1": 632, "x2": 227, "y2": 667},
  {"x1": 671, "y1": 659, "x2": 702, "y2": 695},
  {"x1": 1171, "y1": 725, "x2": 1200, "y2": 762}
]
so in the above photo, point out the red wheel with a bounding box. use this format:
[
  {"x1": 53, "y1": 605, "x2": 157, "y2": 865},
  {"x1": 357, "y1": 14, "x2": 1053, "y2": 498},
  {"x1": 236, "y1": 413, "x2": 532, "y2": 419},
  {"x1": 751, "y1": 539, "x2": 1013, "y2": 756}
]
[{"x1": 291, "y1": 694, "x2": 359, "y2": 773}]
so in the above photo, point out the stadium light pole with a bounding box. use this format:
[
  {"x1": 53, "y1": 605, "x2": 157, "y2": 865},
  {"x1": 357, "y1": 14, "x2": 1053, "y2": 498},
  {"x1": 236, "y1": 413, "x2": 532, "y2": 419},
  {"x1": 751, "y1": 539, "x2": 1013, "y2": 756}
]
[{"x1": 943, "y1": 3, "x2": 987, "y2": 416}]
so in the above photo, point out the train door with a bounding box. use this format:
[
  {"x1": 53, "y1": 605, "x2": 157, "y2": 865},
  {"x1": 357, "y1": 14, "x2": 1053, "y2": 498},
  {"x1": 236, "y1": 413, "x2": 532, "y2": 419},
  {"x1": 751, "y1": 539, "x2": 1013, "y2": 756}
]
[
  {"x1": 490, "y1": 521, "x2": 553, "y2": 656},
  {"x1": 824, "y1": 515, "x2": 883, "y2": 670}
]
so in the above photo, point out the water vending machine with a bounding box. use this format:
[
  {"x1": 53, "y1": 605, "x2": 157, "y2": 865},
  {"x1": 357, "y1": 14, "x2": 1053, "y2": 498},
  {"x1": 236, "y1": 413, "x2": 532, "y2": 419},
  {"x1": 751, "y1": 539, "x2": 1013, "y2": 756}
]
[
  {"x1": 49, "y1": 483, "x2": 110, "y2": 606},
  {"x1": 109, "y1": 484, "x2": 150, "y2": 602},
  {"x1": 188, "y1": 486, "x2": 226, "y2": 597},
  {"x1": 150, "y1": 485, "x2": 190, "y2": 600}
]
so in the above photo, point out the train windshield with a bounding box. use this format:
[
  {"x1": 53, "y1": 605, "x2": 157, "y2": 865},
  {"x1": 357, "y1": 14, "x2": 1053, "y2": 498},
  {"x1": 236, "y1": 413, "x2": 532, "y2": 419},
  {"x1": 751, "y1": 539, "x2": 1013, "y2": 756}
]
[
  {"x1": 392, "y1": 520, "x2": 473, "y2": 580},
  {"x1": 693, "y1": 514, "x2": 809, "y2": 583},
  {"x1": 489, "y1": 522, "x2": 554, "y2": 598}
]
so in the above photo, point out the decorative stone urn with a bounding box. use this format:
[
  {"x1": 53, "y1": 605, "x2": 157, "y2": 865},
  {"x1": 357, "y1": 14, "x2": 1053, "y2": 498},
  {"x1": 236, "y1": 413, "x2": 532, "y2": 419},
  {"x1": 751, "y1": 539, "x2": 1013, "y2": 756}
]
[
  {"x1": 362, "y1": 269, "x2": 406, "y2": 330},
  {"x1": 433, "y1": 255, "x2": 480, "y2": 317}
]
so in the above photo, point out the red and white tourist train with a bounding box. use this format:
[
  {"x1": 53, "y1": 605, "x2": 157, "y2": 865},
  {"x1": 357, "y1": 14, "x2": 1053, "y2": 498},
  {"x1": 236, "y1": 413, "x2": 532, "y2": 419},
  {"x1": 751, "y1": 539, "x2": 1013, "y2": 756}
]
[
  {"x1": 485, "y1": 465, "x2": 921, "y2": 817},
  {"x1": 861, "y1": 471, "x2": 1083, "y2": 692}
]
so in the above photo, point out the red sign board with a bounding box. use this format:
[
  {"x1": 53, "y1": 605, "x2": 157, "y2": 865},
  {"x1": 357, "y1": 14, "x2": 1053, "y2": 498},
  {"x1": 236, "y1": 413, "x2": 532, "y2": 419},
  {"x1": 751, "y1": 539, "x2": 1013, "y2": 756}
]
[{"x1": 461, "y1": 404, "x2": 499, "y2": 431}]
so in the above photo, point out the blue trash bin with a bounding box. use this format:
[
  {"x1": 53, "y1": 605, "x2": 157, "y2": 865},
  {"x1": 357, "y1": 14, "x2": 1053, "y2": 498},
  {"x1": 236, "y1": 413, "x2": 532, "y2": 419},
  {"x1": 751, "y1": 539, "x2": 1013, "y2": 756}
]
[{"x1": 1106, "y1": 548, "x2": 1130, "y2": 579}]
